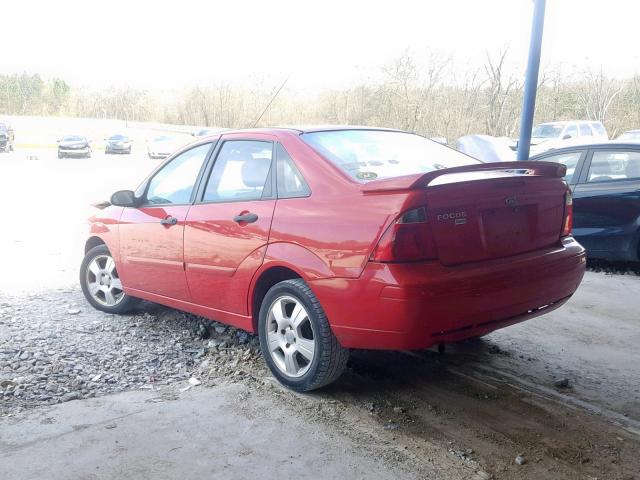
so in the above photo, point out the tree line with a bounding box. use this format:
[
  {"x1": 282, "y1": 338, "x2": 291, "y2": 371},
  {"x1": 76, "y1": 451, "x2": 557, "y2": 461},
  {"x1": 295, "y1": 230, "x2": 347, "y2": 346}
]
[{"x1": 2, "y1": 51, "x2": 639, "y2": 141}]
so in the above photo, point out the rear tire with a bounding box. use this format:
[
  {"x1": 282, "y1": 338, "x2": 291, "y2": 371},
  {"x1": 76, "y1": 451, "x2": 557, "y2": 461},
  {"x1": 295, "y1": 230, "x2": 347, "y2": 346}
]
[
  {"x1": 258, "y1": 279, "x2": 349, "y2": 391},
  {"x1": 80, "y1": 244, "x2": 139, "y2": 314},
  {"x1": 58, "y1": 151, "x2": 63, "y2": 159}
]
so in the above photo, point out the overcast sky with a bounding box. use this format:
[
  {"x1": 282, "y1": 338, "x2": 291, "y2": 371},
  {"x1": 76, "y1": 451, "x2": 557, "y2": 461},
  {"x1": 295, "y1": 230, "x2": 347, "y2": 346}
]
[{"x1": 4, "y1": 0, "x2": 639, "y2": 91}]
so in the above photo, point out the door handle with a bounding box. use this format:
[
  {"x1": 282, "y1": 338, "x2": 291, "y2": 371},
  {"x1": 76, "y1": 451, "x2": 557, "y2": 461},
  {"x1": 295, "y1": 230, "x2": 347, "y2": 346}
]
[
  {"x1": 233, "y1": 212, "x2": 258, "y2": 224},
  {"x1": 160, "y1": 216, "x2": 178, "y2": 226}
]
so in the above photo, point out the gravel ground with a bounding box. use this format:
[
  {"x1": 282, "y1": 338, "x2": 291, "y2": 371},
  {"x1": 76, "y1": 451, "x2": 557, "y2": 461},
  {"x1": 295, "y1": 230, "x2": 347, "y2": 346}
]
[{"x1": 0, "y1": 288, "x2": 266, "y2": 416}]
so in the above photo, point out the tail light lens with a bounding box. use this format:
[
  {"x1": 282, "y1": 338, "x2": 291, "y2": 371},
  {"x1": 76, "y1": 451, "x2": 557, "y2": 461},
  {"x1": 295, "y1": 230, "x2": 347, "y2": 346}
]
[
  {"x1": 370, "y1": 207, "x2": 438, "y2": 262},
  {"x1": 561, "y1": 189, "x2": 573, "y2": 237}
]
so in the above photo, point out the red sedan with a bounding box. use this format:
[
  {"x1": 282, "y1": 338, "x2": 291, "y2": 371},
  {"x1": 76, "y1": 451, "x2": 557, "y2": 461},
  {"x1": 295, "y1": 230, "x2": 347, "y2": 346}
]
[{"x1": 80, "y1": 127, "x2": 586, "y2": 391}]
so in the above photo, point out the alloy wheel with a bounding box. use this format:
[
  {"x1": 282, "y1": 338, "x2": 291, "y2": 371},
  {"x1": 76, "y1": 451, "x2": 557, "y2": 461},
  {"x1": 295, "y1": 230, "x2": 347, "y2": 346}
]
[
  {"x1": 265, "y1": 295, "x2": 316, "y2": 378},
  {"x1": 85, "y1": 254, "x2": 124, "y2": 306}
]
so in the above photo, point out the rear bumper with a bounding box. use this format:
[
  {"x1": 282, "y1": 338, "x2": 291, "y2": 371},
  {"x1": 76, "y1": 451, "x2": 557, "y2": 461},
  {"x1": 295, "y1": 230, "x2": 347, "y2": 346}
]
[{"x1": 310, "y1": 237, "x2": 586, "y2": 350}]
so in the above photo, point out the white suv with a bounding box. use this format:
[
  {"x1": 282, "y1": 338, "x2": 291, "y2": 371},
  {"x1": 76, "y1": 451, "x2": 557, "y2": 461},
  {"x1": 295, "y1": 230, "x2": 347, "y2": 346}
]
[{"x1": 525, "y1": 120, "x2": 608, "y2": 155}]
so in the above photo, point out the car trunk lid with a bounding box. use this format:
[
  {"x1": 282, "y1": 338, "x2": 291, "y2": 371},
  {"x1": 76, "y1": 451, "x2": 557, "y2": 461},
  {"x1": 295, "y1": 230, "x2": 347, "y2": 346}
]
[{"x1": 364, "y1": 161, "x2": 568, "y2": 266}]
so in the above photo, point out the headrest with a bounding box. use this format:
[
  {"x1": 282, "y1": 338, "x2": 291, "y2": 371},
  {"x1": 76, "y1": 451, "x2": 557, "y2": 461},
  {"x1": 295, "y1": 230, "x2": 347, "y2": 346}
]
[
  {"x1": 242, "y1": 157, "x2": 270, "y2": 188},
  {"x1": 625, "y1": 159, "x2": 640, "y2": 179}
]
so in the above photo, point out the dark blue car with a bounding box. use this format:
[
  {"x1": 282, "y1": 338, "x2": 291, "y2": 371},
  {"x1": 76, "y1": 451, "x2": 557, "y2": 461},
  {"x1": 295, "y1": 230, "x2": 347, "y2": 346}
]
[{"x1": 532, "y1": 142, "x2": 640, "y2": 261}]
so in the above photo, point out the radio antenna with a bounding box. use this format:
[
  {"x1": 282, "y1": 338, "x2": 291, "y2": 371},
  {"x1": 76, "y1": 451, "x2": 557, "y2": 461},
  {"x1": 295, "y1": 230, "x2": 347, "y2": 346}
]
[{"x1": 252, "y1": 74, "x2": 290, "y2": 127}]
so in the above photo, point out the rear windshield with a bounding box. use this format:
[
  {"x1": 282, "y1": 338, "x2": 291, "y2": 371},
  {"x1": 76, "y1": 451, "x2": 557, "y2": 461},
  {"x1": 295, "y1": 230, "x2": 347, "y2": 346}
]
[{"x1": 301, "y1": 130, "x2": 479, "y2": 182}]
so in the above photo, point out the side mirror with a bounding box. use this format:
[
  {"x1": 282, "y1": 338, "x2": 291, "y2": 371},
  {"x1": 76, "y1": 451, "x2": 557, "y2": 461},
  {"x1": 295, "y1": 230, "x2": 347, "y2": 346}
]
[
  {"x1": 562, "y1": 134, "x2": 572, "y2": 140},
  {"x1": 110, "y1": 190, "x2": 138, "y2": 207}
]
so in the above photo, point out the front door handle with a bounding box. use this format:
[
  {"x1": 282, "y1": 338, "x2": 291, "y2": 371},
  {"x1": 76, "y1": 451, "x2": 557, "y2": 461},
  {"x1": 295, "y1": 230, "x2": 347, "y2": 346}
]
[
  {"x1": 233, "y1": 212, "x2": 258, "y2": 224},
  {"x1": 160, "y1": 216, "x2": 178, "y2": 226}
]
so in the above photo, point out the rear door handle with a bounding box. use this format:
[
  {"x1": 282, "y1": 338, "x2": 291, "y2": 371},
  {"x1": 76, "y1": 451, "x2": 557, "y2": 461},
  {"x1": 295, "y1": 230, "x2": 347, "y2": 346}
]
[
  {"x1": 233, "y1": 212, "x2": 258, "y2": 224},
  {"x1": 160, "y1": 216, "x2": 178, "y2": 226}
]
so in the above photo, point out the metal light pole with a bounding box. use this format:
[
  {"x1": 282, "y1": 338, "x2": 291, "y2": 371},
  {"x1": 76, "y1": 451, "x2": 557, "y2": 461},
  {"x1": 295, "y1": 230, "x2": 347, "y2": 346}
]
[{"x1": 517, "y1": 0, "x2": 546, "y2": 160}]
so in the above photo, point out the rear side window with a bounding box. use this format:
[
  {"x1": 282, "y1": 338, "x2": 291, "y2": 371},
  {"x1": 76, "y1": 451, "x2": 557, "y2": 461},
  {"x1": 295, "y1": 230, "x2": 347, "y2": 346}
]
[
  {"x1": 591, "y1": 122, "x2": 606, "y2": 136},
  {"x1": 302, "y1": 130, "x2": 478, "y2": 182},
  {"x1": 564, "y1": 125, "x2": 578, "y2": 138},
  {"x1": 145, "y1": 143, "x2": 211, "y2": 205},
  {"x1": 588, "y1": 151, "x2": 640, "y2": 182},
  {"x1": 579, "y1": 124, "x2": 593, "y2": 136},
  {"x1": 540, "y1": 151, "x2": 582, "y2": 183},
  {"x1": 203, "y1": 140, "x2": 273, "y2": 202},
  {"x1": 276, "y1": 143, "x2": 310, "y2": 198}
]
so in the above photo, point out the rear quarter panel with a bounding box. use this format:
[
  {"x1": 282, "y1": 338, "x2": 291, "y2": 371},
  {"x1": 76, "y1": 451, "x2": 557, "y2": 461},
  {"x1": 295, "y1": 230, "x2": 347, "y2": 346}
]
[{"x1": 270, "y1": 132, "x2": 426, "y2": 279}]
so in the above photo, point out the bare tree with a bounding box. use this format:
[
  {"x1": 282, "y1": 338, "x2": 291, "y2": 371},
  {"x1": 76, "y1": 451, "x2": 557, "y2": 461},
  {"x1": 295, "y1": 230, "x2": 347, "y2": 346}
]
[
  {"x1": 578, "y1": 68, "x2": 623, "y2": 123},
  {"x1": 483, "y1": 49, "x2": 521, "y2": 136}
]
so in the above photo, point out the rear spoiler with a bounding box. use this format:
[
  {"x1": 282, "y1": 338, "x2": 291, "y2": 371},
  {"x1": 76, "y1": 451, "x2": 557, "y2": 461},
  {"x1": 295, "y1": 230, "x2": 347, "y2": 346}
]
[{"x1": 360, "y1": 161, "x2": 566, "y2": 193}]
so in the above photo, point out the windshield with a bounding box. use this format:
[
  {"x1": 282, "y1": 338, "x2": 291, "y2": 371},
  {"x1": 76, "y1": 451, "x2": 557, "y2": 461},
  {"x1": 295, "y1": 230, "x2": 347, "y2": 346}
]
[
  {"x1": 109, "y1": 134, "x2": 127, "y2": 140},
  {"x1": 63, "y1": 135, "x2": 85, "y2": 142},
  {"x1": 532, "y1": 124, "x2": 564, "y2": 139},
  {"x1": 302, "y1": 130, "x2": 479, "y2": 182}
]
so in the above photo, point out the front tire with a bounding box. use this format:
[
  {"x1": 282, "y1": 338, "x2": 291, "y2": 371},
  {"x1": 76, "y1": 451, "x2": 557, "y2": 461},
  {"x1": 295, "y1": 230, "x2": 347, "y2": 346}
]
[
  {"x1": 258, "y1": 279, "x2": 349, "y2": 391},
  {"x1": 80, "y1": 244, "x2": 139, "y2": 314}
]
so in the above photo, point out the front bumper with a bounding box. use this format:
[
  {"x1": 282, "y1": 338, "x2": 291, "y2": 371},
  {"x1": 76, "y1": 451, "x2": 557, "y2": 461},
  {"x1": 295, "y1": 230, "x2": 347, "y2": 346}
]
[
  {"x1": 310, "y1": 237, "x2": 586, "y2": 350},
  {"x1": 59, "y1": 148, "x2": 90, "y2": 157},
  {"x1": 106, "y1": 145, "x2": 131, "y2": 153}
]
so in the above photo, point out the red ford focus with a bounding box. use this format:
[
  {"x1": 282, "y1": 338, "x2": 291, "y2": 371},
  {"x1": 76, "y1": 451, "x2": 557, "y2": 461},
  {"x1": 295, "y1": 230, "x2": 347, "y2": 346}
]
[{"x1": 80, "y1": 127, "x2": 586, "y2": 391}]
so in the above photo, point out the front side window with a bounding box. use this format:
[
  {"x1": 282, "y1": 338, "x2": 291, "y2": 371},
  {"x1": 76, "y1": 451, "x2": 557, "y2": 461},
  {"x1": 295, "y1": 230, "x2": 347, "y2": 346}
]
[
  {"x1": 302, "y1": 130, "x2": 478, "y2": 182},
  {"x1": 588, "y1": 151, "x2": 640, "y2": 182},
  {"x1": 145, "y1": 143, "x2": 211, "y2": 205},
  {"x1": 203, "y1": 140, "x2": 273, "y2": 202}
]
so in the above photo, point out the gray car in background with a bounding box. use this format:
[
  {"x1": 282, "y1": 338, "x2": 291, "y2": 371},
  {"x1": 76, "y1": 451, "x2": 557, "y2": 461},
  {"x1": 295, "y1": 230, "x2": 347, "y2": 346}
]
[
  {"x1": 105, "y1": 134, "x2": 132, "y2": 154},
  {"x1": 0, "y1": 122, "x2": 15, "y2": 152}
]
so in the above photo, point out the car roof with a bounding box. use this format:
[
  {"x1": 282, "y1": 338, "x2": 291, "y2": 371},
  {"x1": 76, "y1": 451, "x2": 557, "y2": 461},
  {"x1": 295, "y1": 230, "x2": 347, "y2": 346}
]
[
  {"x1": 205, "y1": 125, "x2": 407, "y2": 136},
  {"x1": 537, "y1": 120, "x2": 602, "y2": 126},
  {"x1": 531, "y1": 141, "x2": 640, "y2": 158}
]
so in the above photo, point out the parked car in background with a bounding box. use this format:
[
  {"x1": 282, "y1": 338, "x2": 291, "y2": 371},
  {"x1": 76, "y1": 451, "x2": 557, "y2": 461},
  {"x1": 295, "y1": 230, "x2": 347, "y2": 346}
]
[
  {"x1": 192, "y1": 127, "x2": 227, "y2": 137},
  {"x1": 58, "y1": 135, "x2": 91, "y2": 158},
  {"x1": 81, "y1": 127, "x2": 585, "y2": 391},
  {"x1": 511, "y1": 120, "x2": 608, "y2": 156},
  {"x1": 616, "y1": 130, "x2": 640, "y2": 142},
  {"x1": 147, "y1": 135, "x2": 178, "y2": 159},
  {"x1": 105, "y1": 134, "x2": 132, "y2": 154},
  {"x1": 457, "y1": 134, "x2": 515, "y2": 162},
  {"x1": 0, "y1": 122, "x2": 15, "y2": 152},
  {"x1": 532, "y1": 142, "x2": 640, "y2": 261}
]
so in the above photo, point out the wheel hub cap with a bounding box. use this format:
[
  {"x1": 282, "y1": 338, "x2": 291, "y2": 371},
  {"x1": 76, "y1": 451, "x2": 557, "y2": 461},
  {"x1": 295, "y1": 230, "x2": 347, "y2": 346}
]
[
  {"x1": 86, "y1": 255, "x2": 124, "y2": 307},
  {"x1": 265, "y1": 295, "x2": 316, "y2": 378}
]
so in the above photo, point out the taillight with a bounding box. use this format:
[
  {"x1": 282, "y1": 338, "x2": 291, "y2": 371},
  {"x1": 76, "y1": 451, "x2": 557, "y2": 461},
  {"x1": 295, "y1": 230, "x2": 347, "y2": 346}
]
[
  {"x1": 561, "y1": 189, "x2": 573, "y2": 236},
  {"x1": 370, "y1": 207, "x2": 438, "y2": 262}
]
